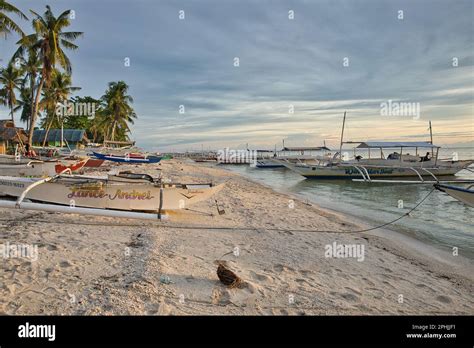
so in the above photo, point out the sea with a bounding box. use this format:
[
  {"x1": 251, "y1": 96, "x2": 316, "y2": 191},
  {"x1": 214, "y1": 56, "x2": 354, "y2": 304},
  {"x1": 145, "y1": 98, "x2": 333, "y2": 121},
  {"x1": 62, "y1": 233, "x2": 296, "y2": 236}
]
[{"x1": 218, "y1": 147, "x2": 474, "y2": 259}]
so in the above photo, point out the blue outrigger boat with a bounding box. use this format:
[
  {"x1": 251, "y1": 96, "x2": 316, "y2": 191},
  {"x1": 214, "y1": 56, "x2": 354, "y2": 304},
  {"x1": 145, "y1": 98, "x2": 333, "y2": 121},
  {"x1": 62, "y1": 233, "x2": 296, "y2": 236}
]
[{"x1": 92, "y1": 151, "x2": 162, "y2": 164}]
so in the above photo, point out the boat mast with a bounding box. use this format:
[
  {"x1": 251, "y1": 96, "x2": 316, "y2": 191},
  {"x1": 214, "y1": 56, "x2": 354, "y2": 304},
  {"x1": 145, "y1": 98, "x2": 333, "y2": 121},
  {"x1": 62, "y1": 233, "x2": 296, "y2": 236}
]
[
  {"x1": 429, "y1": 121, "x2": 434, "y2": 157},
  {"x1": 339, "y1": 111, "x2": 347, "y2": 159}
]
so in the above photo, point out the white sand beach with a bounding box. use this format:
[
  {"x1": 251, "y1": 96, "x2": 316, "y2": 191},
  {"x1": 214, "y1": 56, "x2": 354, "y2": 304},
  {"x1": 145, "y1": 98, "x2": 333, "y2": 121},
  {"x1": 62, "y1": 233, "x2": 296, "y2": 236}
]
[{"x1": 1, "y1": 159, "x2": 473, "y2": 315}]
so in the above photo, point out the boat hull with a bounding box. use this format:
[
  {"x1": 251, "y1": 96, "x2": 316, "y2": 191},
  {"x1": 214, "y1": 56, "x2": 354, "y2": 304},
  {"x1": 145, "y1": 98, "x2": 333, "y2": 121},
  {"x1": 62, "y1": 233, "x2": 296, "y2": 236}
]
[
  {"x1": 255, "y1": 161, "x2": 285, "y2": 168},
  {"x1": 279, "y1": 160, "x2": 472, "y2": 179},
  {"x1": 0, "y1": 162, "x2": 58, "y2": 177},
  {"x1": 0, "y1": 176, "x2": 224, "y2": 211},
  {"x1": 92, "y1": 151, "x2": 162, "y2": 164},
  {"x1": 435, "y1": 184, "x2": 474, "y2": 207},
  {"x1": 84, "y1": 158, "x2": 105, "y2": 167},
  {"x1": 55, "y1": 159, "x2": 88, "y2": 174}
]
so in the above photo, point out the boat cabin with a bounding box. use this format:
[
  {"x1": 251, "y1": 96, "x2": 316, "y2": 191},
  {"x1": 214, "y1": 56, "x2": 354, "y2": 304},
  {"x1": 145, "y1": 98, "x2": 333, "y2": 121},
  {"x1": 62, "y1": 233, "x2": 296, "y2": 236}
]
[
  {"x1": 280, "y1": 146, "x2": 331, "y2": 157},
  {"x1": 344, "y1": 141, "x2": 440, "y2": 165}
]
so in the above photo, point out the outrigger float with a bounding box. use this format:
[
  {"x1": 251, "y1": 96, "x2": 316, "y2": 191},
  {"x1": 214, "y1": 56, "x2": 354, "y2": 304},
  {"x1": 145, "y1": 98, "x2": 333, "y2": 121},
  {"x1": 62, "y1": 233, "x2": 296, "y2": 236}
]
[{"x1": 0, "y1": 172, "x2": 224, "y2": 220}]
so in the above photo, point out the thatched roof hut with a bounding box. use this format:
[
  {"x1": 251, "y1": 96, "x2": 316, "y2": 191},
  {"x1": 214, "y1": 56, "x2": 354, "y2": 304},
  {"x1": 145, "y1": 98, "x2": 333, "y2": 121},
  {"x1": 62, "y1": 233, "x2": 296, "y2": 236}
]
[{"x1": 0, "y1": 119, "x2": 28, "y2": 154}]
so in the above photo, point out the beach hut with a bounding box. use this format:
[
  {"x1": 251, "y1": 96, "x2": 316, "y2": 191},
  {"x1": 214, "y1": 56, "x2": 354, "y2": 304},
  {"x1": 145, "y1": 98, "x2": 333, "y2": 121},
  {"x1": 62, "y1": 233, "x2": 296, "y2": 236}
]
[
  {"x1": 0, "y1": 119, "x2": 28, "y2": 154},
  {"x1": 32, "y1": 129, "x2": 89, "y2": 149}
]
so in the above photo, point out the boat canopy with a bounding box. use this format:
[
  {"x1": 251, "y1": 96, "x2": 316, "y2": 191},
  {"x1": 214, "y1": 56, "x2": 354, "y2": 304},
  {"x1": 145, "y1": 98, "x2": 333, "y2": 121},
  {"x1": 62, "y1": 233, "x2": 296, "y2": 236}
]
[
  {"x1": 103, "y1": 140, "x2": 136, "y2": 146},
  {"x1": 282, "y1": 146, "x2": 331, "y2": 151},
  {"x1": 355, "y1": 141, "x2": 439, "y2": 149}
]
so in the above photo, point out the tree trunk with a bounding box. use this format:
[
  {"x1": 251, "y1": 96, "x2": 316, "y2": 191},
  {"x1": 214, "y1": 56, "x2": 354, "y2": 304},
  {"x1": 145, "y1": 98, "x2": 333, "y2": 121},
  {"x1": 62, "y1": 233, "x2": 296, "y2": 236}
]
[
  {"x1": 27, "y1": 74, "x2": 36, "y2": 131},
  {"x1": 110, "y1": 121, "x2": 116, "y2": 141},
  {"x1": 10, "y1": 102, "x2": 14, "y2": 124},
  {"x1": 42, "y1": 115, "x2": 54, "y2": 148},
  {"x1": 28, "y1": 78, "x2": 45, "y2": 145}
]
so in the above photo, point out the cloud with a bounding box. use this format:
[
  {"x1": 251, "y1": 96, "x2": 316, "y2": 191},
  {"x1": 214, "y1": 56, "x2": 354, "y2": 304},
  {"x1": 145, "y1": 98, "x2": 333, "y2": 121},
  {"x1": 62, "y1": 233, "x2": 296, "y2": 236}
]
[{"x1": 1, "y1": 0, "x2": 472, "y2": 150}]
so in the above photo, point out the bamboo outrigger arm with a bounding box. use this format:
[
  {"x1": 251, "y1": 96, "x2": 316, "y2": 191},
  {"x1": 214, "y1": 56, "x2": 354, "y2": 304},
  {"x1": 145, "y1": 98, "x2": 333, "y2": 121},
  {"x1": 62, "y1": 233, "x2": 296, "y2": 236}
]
[{"x1": 15, "y1": 168, "x2": 73, "y2": 207}]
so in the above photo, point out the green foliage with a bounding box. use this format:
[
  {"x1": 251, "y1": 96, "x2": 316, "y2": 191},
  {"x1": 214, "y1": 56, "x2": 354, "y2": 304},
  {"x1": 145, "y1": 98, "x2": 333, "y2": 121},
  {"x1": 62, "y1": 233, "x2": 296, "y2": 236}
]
[
  {"x1": 1, "y1": 5, "x2": 138, "y2": 144},
  {"x1": 0, "y1": 0, "x2": 28, "y2": 39}
]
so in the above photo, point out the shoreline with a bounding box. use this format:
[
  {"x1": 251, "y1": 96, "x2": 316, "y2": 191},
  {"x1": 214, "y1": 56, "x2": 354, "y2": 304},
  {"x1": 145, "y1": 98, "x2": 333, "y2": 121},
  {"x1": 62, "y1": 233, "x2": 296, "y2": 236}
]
[
  {"x1": 215, "y1": 162, "x2": 474, "y2": 282},
  {"x1": 217, "y1": 162, "x2": 474, "y2": 260},
  {"x1": 0, "y1": 159, "x2": 473, "y2": 315}
]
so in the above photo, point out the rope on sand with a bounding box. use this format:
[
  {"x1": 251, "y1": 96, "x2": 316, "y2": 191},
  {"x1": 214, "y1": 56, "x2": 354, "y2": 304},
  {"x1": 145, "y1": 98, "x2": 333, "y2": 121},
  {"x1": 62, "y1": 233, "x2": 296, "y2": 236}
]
[{"x1": 0, "y1": 188, "x2": 436, "y2": 234}]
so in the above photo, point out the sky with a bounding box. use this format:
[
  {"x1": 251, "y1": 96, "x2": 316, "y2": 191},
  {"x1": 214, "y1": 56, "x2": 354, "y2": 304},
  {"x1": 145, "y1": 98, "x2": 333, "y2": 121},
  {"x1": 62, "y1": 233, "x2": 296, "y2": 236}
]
[{"x1": 1, "y1": 0, "x2": 473, "y2": 151}]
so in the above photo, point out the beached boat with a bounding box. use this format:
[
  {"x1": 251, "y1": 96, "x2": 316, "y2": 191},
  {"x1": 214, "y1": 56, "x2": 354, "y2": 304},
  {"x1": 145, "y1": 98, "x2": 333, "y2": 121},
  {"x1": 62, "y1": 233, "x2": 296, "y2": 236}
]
[
  {"x1": 434, "y1": 183, "x2": 474, "y2": 207},
  {"x1": 92, "y1": 151, "x2": 162, "y2": 164},
  {"x1": 54, "y1": 159, "x2": 88, "y2": 173},
  {"x1": 0, "y1": 154, "x2": 88, "y2": 176},
  {"x1": 0, "y1": 161, "x2": 58, "y2": 177},
  {"x1": 0, "y1": 172, "x2": 224, "y2": 211},
  {"x1": 84, "y1": 158, "x2": 105, "y2": 167}
]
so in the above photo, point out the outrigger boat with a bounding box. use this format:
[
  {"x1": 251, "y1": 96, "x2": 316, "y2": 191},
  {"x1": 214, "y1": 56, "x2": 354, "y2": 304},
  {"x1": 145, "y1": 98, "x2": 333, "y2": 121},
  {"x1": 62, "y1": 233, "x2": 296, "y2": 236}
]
[
  {"x1": 278, "y1": 141, "x2": 473, "y2": 181},
  {"x1": 0, "y1": 161, "x2": 58, "y2": 177},
  {"x1": 0, "y1": 154, "x2": 87, "y2": 176},
  {"x1": 0, "y1": 172, "x2": 224, "y2": 212},
  {"x1": 252, "y1": 146, "x2": 332, "y2": 169},
  {"x1": 434, "y1": 184, "x2": 474, "y2": 207},
  {"x1": 92, "y1": 151, "x2": 162, "y2": 164},
  {"x1": 278, "y1": 113, "x2": 474, "y2": 182}
]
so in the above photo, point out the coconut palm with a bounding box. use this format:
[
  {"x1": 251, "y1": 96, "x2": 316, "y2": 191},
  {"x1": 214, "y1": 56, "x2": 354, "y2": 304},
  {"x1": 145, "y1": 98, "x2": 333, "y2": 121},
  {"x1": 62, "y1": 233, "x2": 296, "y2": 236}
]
[
  {"x1": 16, "y1": 47, "x2": 41, "y2": 130},
  {"x1": 0, "y1": 87, "x2": 6, "y2": 106},
  {"x1": 15, "y1": 5, "x2": 82, "y2": 144},
  {"x1": 39, "y1": 70, "x2": 80, "y2": 146},
  {"x1": 15, "y1": 84, "x2": 32, "y2": 128},
  {"x1": 0, "y1": 63, "x2": 23, "y2": 123},
  {"x1": 100, "y1": 81, "x2": 137, "y2": 141},
  {"x1": 0, "y1": 0, "x2": 27, "y2": 39}
]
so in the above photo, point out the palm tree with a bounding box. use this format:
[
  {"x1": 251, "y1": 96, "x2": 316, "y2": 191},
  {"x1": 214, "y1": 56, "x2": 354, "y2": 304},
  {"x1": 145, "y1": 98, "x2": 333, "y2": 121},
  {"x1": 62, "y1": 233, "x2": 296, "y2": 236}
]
[
  {"x1": 0, "y1": 87, "x2": 6, "y2": 106},
  {"x1": 16, "y1": 84, "x2": 32, "y2": 128},
  {"x1": 15, "y1": 5, "x2": 82, "y2": 145},
  {"x1": 39, "y1": 70, "x2": 80, "y2": 146},
  {"x1": 89, "y1": 109, "x2": 109, "y2": 143},
  {"x1": 0, "y1": 63, "x2": 23, "y2": 123},
  {"x1": 16, "y1": 47, "x2": 41, "y2": 130},
  {"x1": 100, "y1": 81, "x2": 137, "y2": 141},
  {"x1": 0, "y1": 0, "x2": 27, "y2": 39}
]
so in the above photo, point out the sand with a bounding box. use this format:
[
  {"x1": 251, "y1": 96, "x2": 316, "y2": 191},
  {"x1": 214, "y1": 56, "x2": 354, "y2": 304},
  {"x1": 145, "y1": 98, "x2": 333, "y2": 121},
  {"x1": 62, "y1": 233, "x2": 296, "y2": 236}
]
[{"x1": 0, "y1": 159, "x2": 473, "y2": 315}]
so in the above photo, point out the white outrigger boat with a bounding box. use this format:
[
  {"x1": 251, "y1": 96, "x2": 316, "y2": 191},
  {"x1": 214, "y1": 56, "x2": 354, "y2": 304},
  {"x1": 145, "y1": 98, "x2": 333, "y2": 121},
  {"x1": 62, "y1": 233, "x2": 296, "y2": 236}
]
[
  {"x1": 278, "y1": 141, "x2": 473, "y2": 181},
  {"x1": 0, "y1": 160, "x2": 59, "y2": 177},
  {"x1": 0, "y1": 154, "x2": 87, "y2": 177},
  {"x1": 434, "y1": 183, "x2": 474, "y2": 207},
  {"x1": 252, "y1": 146, "x2": 333, "y2": 169},
  {"x1": 277, "y1": 113, "x2": 474, "y2": 182},
  {"x1": 0, "y1": 172, "x2": 224, "y2": 213}
]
